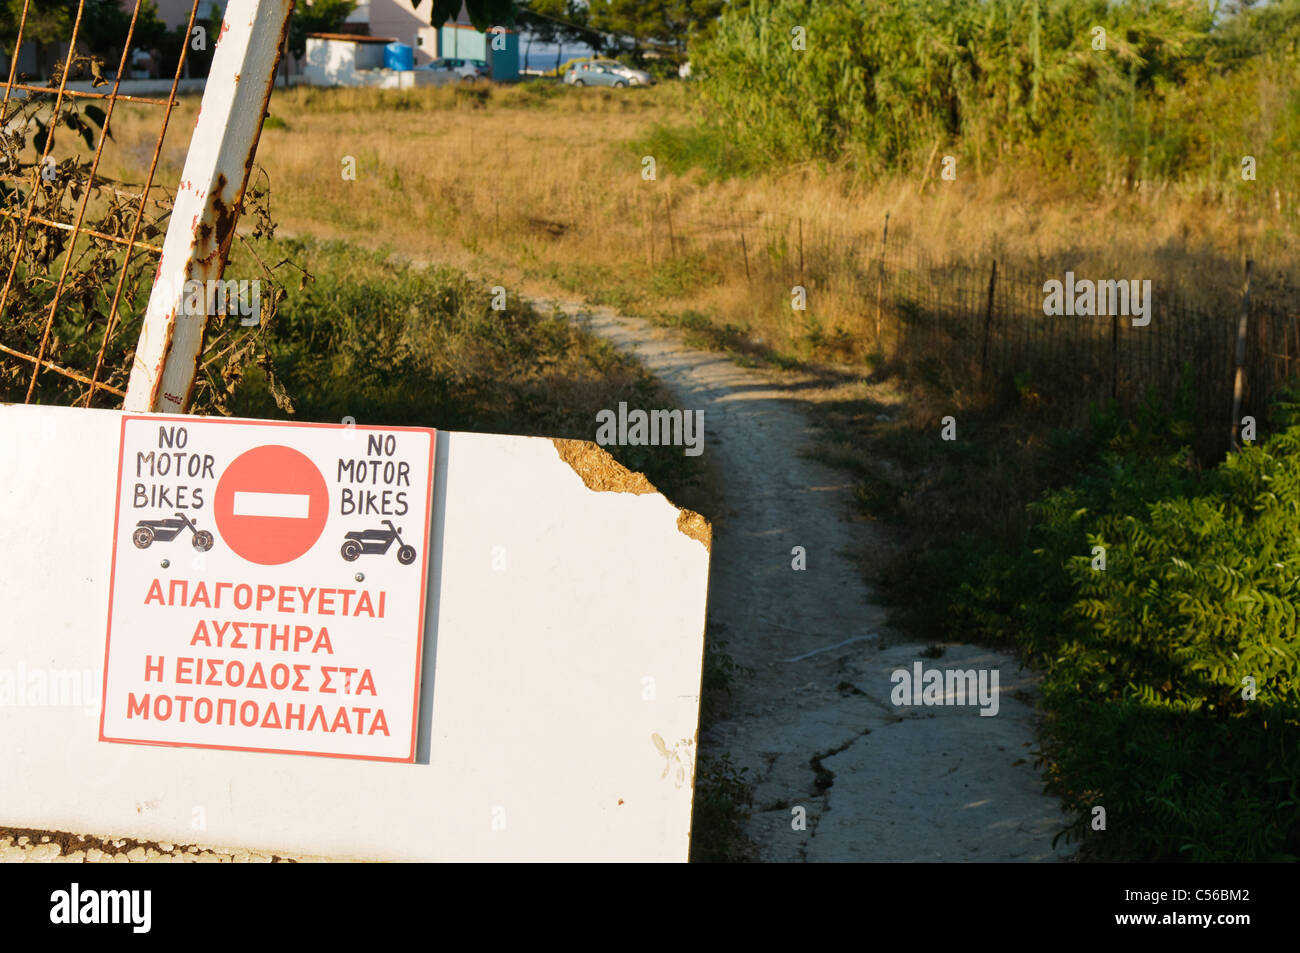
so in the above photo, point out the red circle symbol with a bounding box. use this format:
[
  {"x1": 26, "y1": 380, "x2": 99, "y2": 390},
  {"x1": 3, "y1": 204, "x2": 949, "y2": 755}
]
[{"x1": 213, "y1": 445, "x2": 329, "y2": 565}]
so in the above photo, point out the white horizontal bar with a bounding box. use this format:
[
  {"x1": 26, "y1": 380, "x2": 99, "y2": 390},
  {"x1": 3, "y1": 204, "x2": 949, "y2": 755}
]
[{"x1": 232, "y1": 491, "x2": 310, "y2": 519}]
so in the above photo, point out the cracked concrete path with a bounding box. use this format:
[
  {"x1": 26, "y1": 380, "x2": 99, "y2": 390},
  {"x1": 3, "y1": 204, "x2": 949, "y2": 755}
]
[{"x1": 534, "y1": 297, "x2": 1074, "y2": 863}]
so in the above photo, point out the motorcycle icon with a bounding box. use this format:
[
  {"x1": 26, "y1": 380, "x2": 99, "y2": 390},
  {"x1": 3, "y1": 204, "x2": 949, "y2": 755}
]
[
  {"x1": 132, "y1": 512, "x2": 215, "y2": 551},
  {"x1": 340, "y1": 520, "x2": 417, "y2": 565}
]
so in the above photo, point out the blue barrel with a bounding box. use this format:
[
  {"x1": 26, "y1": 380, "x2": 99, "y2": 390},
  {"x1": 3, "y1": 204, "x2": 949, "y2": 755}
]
[{"x1": 384, "y1": 43, "x2": 414, "y2": 71}]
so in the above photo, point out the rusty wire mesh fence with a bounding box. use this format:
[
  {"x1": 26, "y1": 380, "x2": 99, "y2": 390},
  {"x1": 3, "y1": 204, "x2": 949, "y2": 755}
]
[
  {"x1": 1, "y1": 0, "x2": 282, "y2": 412},
  {"x1": 0, "y1": 0, "x2": 205, "y2": 408}
]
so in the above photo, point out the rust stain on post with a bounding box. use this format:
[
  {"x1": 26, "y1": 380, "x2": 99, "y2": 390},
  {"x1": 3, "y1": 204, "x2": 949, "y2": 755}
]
[{"x1": 124, "y1": 0, "x2": 294, "y2": 414}]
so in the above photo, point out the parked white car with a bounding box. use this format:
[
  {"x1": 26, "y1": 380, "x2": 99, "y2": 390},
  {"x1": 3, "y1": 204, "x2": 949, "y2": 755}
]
[
  {"x1": 564, "y1": 59, "x2": 654, "y2": 87},
  {"x1": 605, "y1": 61, "x2": 655, "y2": 87},
  {"x1": 416, "y1": 57, "x2": 488, "y2": 81}
]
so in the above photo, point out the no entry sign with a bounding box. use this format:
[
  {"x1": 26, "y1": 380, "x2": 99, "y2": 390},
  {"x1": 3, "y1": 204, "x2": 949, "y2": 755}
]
[
  {"x1": 100, "y1": 416, "x2": 436, "y2": 762},
  {"x1": 213, "y1": 445, "x2": 330, "y2": 564}
]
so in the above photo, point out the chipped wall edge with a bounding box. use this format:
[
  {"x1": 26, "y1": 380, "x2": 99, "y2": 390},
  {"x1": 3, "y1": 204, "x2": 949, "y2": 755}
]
[{"x1": 551, "y1": 438, "x2": 711, "y2": 552}]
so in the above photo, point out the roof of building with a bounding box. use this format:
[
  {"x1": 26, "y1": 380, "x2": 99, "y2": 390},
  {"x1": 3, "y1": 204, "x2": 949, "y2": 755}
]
[
  {"x1": 442, "y1": 23, "x2": 516, "y2": 33},
  {"x1": 306, "y1": 33, "x2": 398, "y2": 44}
]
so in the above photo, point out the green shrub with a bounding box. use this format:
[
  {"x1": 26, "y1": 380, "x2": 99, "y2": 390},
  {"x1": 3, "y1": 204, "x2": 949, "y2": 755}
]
[
  {"x1": 632, "y1": 120, "x2": 760, "y2": 181},
  {"x1": 685, "y1": 0, "x2": 1300, "y2": 195},
  {"x1": 948, "y1": 387, "x2": 1300, "y2": 860}
]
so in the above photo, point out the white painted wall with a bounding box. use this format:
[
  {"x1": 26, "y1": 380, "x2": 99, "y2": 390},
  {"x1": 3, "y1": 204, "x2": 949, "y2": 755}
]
[
  {"x1": 302, "y1": 38, "x2": 451, "y2": 88},
  {"x1": 0, "y1": 405, "x2": 709, "y2": 861},
  {"x1": 302, "y1": 38, "x2": 389, "y2": 87},
  {"x1": 413, "y1": 26, "x2": 440, "y2": 64},
  {"x1": 366, "y1": 69, "x2": 455, "y2": 89}
]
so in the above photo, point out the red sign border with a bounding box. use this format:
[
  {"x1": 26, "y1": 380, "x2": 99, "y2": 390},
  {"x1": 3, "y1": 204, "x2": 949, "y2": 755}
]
[{"x1": 98, "y1": 414, "x2": 437, "y2": 765}]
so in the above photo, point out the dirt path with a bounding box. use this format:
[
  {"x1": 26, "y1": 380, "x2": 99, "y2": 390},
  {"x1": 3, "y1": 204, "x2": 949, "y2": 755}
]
[{"x1": 531, "y1": 295, "x2": 1074, "y2": 862}]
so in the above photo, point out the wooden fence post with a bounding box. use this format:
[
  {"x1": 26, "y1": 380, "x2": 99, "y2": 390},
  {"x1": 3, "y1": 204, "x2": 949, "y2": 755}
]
[
  {"x1": 739, "y1": 223, "x2": 751, "y2": 286},
  {"x1": 874, "y1": 212, "x2": 890, "y2": 344},
  {"x1": 1258, "y1": 280, "x2": 1270, "y2": 404},
  {"x1": 917, "y1": 139, "x2": 940, "y2": 196},
  {"x1": 1230, "y1": 258, "x2": 1255, "y2": 450},
  {"x1": 798, "y1": 216, "x2": 804, "y2": 288},
  {"x1": 980, "y1": 259, "x2": 997, "y2": 381},
  {"x1": 646, "y1": 194, "x2": 655, "y2": 267},
  {"x1": 663, "y1": 193, "x2": 676, "y2": 259},
  {"x1": 1111, "y1": 312, "x2": 1120, "y2": 402}
]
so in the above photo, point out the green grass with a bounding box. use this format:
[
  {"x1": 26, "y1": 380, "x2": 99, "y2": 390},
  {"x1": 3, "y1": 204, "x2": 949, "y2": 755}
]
[
  {"x1": 631, "y1": 120, "x2": 762, "y2": 182},
  {"x1": 691, "y1": 0, "x2": 1300, "y2": 199},
  {"x1": 687, "y1": 624, "x2": 758, "y2": 862}
]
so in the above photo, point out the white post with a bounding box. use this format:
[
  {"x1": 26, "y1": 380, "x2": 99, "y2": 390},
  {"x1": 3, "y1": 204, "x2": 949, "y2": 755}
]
[{"x1": 123, "y1": 0, "x2": 295, "y2": 413}]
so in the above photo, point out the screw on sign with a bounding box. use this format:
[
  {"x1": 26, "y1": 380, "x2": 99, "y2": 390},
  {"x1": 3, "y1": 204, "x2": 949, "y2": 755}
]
[{"x1": 213, "y1": 445, "x2": 330, "y2": 565}]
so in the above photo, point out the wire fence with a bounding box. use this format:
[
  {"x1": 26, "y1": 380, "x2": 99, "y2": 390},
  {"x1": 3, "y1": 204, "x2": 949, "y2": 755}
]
[
  {"x1": 660, "y1": 204, "x2": 1298, "y2": 448},
  {"x1": 875, "y1": 243, "x2": 1297, "y2": 442},
  {"x1": 0, "y1": 0, "x2": 207, "y2": 408}
]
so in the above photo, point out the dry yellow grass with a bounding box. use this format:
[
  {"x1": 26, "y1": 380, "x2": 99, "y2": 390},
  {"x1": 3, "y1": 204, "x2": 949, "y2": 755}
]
[{"x1": 92, "y1": 81, "x2": 1297, "y2": 370}]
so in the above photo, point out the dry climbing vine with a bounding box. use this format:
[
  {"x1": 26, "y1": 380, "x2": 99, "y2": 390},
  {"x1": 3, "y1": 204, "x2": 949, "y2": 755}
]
[{"x1": 0, "y1": 51, "x2": 297, "y2": 413}]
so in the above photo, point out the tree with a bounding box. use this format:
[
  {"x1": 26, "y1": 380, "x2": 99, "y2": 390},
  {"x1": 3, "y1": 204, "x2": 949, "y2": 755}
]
[
  {"x1": 81, "y1": 0, "x2": 169, "y2": 61},
  {"x1": 2, "y1": 0, "x2": 169, "y2": 79},
  {"x1": 518, "y1": 0, "x2": 573, "y2": 70},
  {"x1": 410, "y1": 0, "x2": 518, "y2": 32},
  {"x1": 517, "y1": 0, "x2": 561, "y2": 71},
  {"x1": 588, "y1": 0, "x2": 724, "y2": 59},
  {"x1": 1, "y1": 0, "x2": 65, "y2": 53},
  {"x1": 663, "y1": 0, "x2": 727, "y2": 55},
  {"x1": 516, "y1": 0, "x2": 600, "y2": 72},
  {"x1": 2, "y1": 0, "x2": 69, "y2": 78}
]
